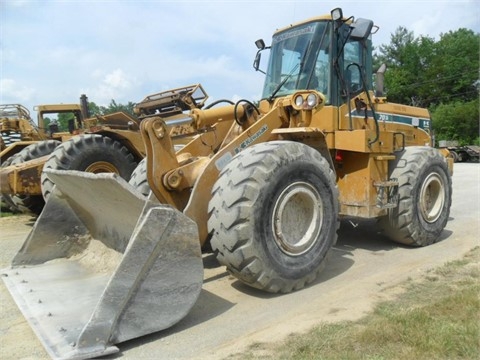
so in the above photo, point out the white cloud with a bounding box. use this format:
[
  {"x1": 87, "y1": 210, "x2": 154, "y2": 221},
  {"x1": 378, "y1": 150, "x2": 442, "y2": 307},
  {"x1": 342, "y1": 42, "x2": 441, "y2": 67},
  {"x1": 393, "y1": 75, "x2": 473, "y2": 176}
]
[
  {"x1": 82, "y1": 69, "x2": 138, "y2": 106},
  {"x1": 104, "y1": 69, "x2": 131, "y2": 89},
  {"x1": 0, "y1": 79, "x2": 35, "y2": 103}
]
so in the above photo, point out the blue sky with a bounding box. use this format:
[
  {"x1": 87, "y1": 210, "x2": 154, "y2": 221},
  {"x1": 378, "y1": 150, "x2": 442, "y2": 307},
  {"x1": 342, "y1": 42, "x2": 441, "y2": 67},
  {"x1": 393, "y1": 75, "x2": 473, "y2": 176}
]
[{"x1": 1, "y1": 0, "x2": 479, "y2": 115}]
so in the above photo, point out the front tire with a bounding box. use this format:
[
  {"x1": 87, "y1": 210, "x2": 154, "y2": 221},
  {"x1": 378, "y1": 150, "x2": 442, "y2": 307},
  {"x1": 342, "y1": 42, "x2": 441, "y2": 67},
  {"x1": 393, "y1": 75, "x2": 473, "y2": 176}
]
[
  {"x1": 208, "y1": 141, "x2": 339, "y2": 293},
  {"x1": 41, "y1": 134, "x2": 138, "y2": 200},
  {"x1": 128, "y1": 144, "x2": 185, "y2": 197},
  {"x1": 379, "y1": 146, "x2": 452, "y2": 246}
]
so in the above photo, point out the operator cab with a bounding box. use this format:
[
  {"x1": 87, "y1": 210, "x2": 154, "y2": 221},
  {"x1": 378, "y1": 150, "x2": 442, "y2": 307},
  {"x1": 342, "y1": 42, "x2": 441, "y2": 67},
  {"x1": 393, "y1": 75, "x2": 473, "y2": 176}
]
[{"x1": 254, "y1": 8, "x2": 375, "y2": 107}]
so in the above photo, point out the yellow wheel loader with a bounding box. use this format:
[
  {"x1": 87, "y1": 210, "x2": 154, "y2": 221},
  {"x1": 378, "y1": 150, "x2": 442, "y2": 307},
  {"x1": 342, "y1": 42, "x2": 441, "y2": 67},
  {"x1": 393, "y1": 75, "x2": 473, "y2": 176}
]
[{"x1": 2, "y1": 8, "x2": 453, "y2": 360}]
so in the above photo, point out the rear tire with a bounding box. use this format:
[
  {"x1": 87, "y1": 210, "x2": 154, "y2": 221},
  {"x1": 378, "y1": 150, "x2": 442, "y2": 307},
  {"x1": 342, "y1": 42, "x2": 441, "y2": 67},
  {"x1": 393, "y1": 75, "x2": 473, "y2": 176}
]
[
  {"x1": 41, "y1": 134, "x2": 138, "y2": 200},
  {"x1": 3, "y1": 140, "x2": 61, "y2": 214},
  {"x1": 379, "y1": 146, "x2": 452, "y2": 246},
  {"x1": 449, "y1": 150, "x2": 458, "y2": 163},
  {"x1": 208, "y1": 141, "x2": 339, "y2": 293}
]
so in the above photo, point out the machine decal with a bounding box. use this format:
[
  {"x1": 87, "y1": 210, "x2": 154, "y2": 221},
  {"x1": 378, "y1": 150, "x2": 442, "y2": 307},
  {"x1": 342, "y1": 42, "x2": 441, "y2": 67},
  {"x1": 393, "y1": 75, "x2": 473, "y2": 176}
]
[
  {"x1": 348, "y1": 110, "x2": 430, "y2": 131},
  {"x1": 273, "y1": 25, "x2": 316, "y2": 44},
  {"x1": 234, "y1": 124, "x2": 268, "y2": 154},
  {"x1": 215, "y1": 152, "x2": 233, "y2": 171}
]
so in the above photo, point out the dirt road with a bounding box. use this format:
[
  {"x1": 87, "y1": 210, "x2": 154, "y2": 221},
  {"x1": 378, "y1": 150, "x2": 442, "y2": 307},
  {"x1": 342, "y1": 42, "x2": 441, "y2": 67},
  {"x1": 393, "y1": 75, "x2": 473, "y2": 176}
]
[{"x1": 1, "y1": 163, "x2": 479, "y2": 360}]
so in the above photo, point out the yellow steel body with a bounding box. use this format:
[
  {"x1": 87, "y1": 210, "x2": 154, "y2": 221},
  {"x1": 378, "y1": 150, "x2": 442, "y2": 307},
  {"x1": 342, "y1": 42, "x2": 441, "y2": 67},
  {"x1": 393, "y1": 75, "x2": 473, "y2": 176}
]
[{"x1": 140, "y1": 88, "x2": 447, "y2": 245}]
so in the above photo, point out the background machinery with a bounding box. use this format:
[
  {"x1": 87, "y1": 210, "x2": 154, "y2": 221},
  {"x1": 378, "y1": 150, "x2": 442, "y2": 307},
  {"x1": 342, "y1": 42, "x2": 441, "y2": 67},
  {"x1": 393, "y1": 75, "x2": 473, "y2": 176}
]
[
  {"x1": 0, "y1": 94, "x2": 139, "y2": 213},
  {"x1": 0, "y1": 100, "x2": 87, "y2": 212},
  {"x1": 0, "y1": 103, "x2": 46, "y2": 159},
  {"x1": 438, "y1": 140, "x2": 479, "y2": 163},
  {"x1": 0, "y1": 85, "x2": 208, "y2": 213},
  {"x1": 0, "y1": 96, "x2": 91, "y2": 164},
  {"x1": 2, "y1": 8, "x2": 452, "y2": 360}
]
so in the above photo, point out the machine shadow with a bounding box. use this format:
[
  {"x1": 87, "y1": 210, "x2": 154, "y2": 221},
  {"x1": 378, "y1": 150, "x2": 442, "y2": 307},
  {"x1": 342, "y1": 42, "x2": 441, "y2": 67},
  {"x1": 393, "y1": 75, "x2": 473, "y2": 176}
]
[
  {"x1": 337, "y1": 217, "x2": 453, "y2": 250},
  {"x1": 229, "y1": 217, "x2": 454, "y2": 296},
  {"x1": 108, "y1": 217, "x2": 454, "y2": 357},
  {"x1": 111, "y1": 288, "x2": 235, "y2": 356},
  {"x1": 110, "y1": 254, "x2": 234, "y2": 357}
]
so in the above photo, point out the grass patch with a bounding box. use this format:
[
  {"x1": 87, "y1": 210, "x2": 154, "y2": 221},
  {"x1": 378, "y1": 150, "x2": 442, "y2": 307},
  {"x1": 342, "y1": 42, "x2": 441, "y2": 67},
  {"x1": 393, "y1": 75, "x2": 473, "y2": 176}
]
[
  {"x1": 0, "y1": 210, "x2": 15, "y2": 218},
  {"x1": 0, "y1": 200, "x2": 17, "y2": 217},
  {"x1": 229, "y1": 247, "x2": 480, "y2": 360}
]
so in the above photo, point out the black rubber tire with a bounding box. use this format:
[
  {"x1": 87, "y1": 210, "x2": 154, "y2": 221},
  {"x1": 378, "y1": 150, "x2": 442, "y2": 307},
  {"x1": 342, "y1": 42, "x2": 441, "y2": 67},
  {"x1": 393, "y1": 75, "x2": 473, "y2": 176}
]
[
  {"x1": 449, "y1": 150, "x2": 459, "y2": 163},
  {"x1": 41, "y1": 134, "x2": 138, "y2": 200},
  {"x1": 128, "y1": 144, "x2": 185, "y2": 198},
  {"x1": 3, "y1": 140, "x2": 61, "y2": 214},
  {"x1": 1, "y1": 153, "x2": 22, "y2": 213},
  {"x1": 208, "y1": 141, "x2": 339, "y2": 293},
  {"x1": 457, "y1": 151, "x2": 467, "y2": 162},
  {"x1": 128, "y1": 158, "x2": 151, "y2": 197},
  {"x1": 379, "y1": 146, "x2": 452, "y2": 246},
  {"x1": 0, "y1": 152, "x2": 20, "y2": 167}
]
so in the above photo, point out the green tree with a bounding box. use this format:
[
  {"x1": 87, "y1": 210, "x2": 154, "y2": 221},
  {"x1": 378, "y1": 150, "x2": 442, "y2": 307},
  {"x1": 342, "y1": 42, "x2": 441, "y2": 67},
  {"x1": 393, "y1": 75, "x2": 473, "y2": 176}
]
[
  {"x1": 57, "y1": 112, "x2": 75, "y2": 131},
  {"x1": 374, "y1": 27, "x2": 480, "y2": 144},
  {"x1": 99, "y1": 99, "x2": 136, "y2": 116},
  {"x1": 430, "y1": 28, "x2": 479, "y2": 104},
  {"x1": 87, "y1": 101, "x2": 102, "y2": 116},
  {"x1": 375, "y1": 27, "x2": 436, "y2": 107},
  {"x1": 375, "y1": 26, "x2": 415, "y2": 67},
  {"x1": 374, "y1": 28, "x2": 479, "y2": 108},
  {"x1": 431, "y1": 99, "x2": 479, "y2": 145}
]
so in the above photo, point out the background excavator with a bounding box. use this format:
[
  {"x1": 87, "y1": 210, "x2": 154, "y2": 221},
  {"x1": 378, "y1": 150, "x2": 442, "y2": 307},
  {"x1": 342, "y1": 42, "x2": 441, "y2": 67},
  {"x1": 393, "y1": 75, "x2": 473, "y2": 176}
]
[{"x1": 2, "y1": 8, "x2": 452, "y2": 360}]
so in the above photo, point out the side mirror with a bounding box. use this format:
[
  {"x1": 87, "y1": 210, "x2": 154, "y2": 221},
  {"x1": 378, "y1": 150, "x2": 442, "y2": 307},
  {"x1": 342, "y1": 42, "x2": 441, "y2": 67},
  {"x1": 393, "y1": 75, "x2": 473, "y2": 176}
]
[
  {"x1": 253, "y1": 51, "x2": 262, "y2": 71},
  {"x1": 255, "y1": 39, "x2": 265, "y2": 50},
  {"x1": 350, "y1": 18, "x2": 374, "y2": 40},
  {"x1": 253, "y1": 39, "x2": 268, "y2": 73}
]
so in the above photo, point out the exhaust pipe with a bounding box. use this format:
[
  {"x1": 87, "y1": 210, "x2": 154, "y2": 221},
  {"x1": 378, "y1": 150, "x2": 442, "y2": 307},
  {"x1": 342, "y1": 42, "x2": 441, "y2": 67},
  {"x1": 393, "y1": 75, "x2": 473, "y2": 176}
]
[{"x1": 375, "y1": 63, "x2": 387, "y2": 97}]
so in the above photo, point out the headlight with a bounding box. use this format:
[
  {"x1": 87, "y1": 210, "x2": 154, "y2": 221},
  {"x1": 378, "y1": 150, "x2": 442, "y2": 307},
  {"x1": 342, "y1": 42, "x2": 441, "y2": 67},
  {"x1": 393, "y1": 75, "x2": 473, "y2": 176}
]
[
  {"x1": 306, "y1": 93, "x2": 318, "y2": 107},
  {"x1": 292, "y1": 92, "x2": 324, "y2": 110},
  {"x1": 295, "y1": 95, "x2": 304, "y2": 107}
]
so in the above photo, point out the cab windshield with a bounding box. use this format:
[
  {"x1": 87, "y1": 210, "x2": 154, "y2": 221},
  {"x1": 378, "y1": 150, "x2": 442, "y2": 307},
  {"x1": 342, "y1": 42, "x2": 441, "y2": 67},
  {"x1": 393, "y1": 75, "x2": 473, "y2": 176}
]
[{"x1": 261, "y1": 21, "x2": 332, "y2": 102}]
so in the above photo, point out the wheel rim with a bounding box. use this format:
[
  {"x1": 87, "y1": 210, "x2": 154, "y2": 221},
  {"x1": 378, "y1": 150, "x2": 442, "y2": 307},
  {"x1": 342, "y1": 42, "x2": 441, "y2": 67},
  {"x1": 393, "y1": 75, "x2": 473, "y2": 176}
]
[
  {"x1": 272, "y1": 181, "x2": 323, "y2": 256},
  {"x1": 85, "y1": 161, "x2": 119, "y2": 174},
  {"x1": 419, "y1": 172, "x2": 445, "y2": 223}
]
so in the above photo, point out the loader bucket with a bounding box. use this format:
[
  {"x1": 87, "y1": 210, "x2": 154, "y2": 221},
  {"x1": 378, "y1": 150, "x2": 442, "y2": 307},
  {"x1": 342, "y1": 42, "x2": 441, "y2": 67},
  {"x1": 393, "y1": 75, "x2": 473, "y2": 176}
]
[{"x1": 1, "y1": 170, "x2": 203, "y2": 360}]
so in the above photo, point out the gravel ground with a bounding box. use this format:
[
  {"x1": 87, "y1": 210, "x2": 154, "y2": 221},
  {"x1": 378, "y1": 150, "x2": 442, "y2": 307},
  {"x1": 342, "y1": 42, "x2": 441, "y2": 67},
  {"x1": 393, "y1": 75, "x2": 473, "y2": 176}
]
[{"x1": 0, "y1": 163, "x2": 478, "y2": 360}]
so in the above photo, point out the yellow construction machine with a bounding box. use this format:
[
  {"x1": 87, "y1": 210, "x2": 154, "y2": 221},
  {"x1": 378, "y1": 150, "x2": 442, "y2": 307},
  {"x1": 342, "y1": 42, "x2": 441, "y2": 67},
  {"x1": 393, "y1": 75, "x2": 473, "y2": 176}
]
[
  {"x1": 0, "y1": 98, "x2": 90, "y2": 164},
  {"x1": 0, "y1": 94, "x2": 140, "y2": 213},
  {"x1": 0, "y1": 85, "x2": 207, "y2": 213},
  {"x1": 0, "y1": 103, "x2": 46, "y2": 158},
  {"x1": 2, "y1": 8, "x2": 452, "y2": 360},
  {"x1": 0, "y1": 101, "x2": 87, "y2": 212}
]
